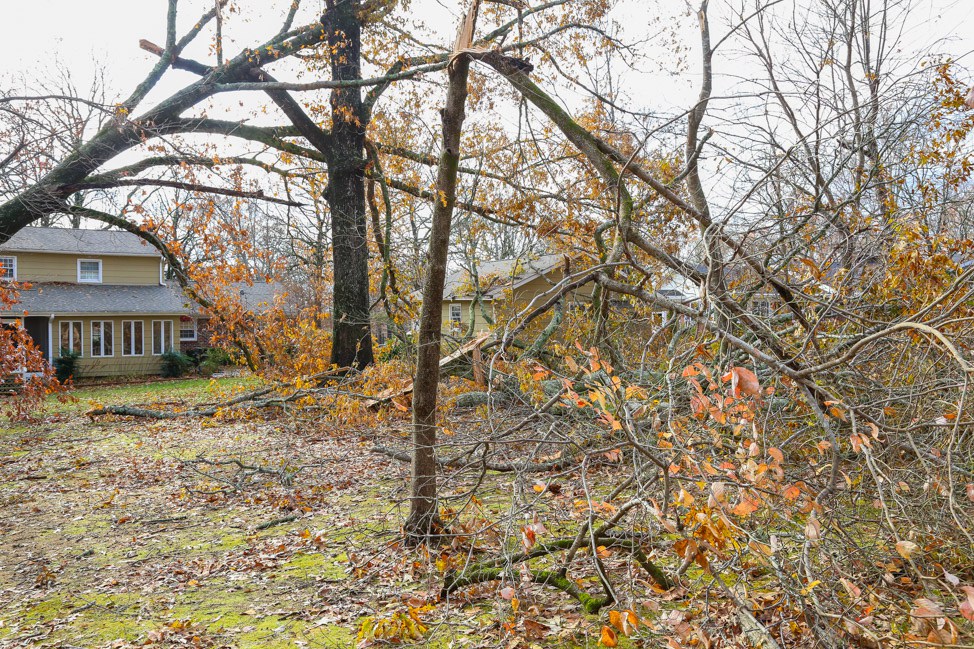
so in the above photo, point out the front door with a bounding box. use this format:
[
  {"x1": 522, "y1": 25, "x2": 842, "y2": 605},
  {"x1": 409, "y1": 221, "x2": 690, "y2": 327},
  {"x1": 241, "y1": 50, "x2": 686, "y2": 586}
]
[{"x1": 23, "y1": 316, "x2": 51, "y2": 362}]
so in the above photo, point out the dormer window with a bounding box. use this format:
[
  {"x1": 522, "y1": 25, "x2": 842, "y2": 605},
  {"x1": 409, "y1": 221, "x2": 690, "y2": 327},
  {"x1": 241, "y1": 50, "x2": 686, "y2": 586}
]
[
  {"x1": 78, "y1": 259, "x2": 102, "y2": 283},
  {"x1": 0, "y1": 256, "x2": 15, "y2": 280}
]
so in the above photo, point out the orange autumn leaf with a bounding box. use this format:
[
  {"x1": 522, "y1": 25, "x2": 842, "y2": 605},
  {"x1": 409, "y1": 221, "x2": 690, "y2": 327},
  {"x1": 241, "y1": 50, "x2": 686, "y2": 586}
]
[
  {"x1": 732, "y1": 491, "x2": 760, "y2": 517},
  {"x1": 625, "y1": 610, "x2": 641, "y2": 630},
  {"x1": 609, "y1": 610, "x2": 624, "y2": 633},
  {"x1": 608, "y1": 609, "x2": 640, "y2": 636},
  {"x1": 782, "y1": 484, "x2": 801, "y2": 500},
  {"x1": 722, "y1": 366, "x2": 762, "y2": 400},
  {"x1": 599, "y1": 625, "x2": 618, "y2": 647}
]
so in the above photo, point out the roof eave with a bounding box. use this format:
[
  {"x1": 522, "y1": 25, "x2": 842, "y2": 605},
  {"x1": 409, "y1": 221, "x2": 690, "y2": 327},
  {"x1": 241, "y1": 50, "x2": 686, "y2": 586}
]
[{"x1": 0, "y1": 248, "x2": 162, "y2": 258}]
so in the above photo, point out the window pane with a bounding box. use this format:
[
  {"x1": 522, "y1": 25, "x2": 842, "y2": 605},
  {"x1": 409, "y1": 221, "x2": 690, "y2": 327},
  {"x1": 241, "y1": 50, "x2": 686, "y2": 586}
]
[
  {"x1": 153, "y1": 321, "x2": 162, "y2": 354},
  {"x1": 179, "y1": 319, "x2": 196, "y2": 340},
  {"x1": 122, "y1": 321, "x2": 143, "y2": 356},
  {"x1": 0, "y1": 257, "x2": 14, "y2": 279},
  {"x1": 79, "y1": 260, "x2": 101, "y2": 282},
  {"x1": 60, "y1": 322, "x2": 71, "y2": 353},
  {"x1": 72, "y1": 322, "x2": 81, "y2": 354},
  {"x1": 92, "y1": 322, "x2": 103, "y2": 356},
  {"x1": 103, "y1": 322, "x2": 113, "y2": 356},
  {"x1": 133, "y1": 321, "x2": 143, "y2": 355}
]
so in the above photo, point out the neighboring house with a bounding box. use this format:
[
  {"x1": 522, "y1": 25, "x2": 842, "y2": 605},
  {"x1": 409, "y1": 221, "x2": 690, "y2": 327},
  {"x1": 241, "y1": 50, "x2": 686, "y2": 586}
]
[
  {"x1": 438, "y1": 253, "x2": 703, "y2": 337},
  {"x1": 440, "y1": 254, "x2": 590, "y2": 335},
  {"x1": 0, "y1": 227, "x2": 184, "y2": 377}
]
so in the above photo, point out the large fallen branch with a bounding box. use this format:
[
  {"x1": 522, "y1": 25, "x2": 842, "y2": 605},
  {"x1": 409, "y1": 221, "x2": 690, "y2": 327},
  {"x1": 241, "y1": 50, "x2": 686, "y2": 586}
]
[
  {"x1": 441, "y1": 534, "x2": 671, "y2": 612},
  {"x1": 85, "y1": 384, "x2": 279, "y2": 419},
  {"x1": 86, "y1": 368, "x2": 350, "y2": 419}
]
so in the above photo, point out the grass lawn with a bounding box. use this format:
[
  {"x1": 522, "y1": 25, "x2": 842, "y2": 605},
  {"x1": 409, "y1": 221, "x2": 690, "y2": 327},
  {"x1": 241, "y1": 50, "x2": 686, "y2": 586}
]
[
  {"x1": 39, "y1": 375, "x2": 261, "y2": 416},
  {"x1": 0, "y1": 376, "x2": 610, "y2": 648}
]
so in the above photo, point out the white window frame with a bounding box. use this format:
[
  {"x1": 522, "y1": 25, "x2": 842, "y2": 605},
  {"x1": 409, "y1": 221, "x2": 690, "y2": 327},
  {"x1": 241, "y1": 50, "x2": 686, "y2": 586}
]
[
  {"x1": 0, "y1": 256, "x2": 16, "y2": 281},
  {"x1": 59, "y1": 321, "x2": 83, "y2": 356},
  {"x1": 77, "y1": 259, "x2": 103, "y2": 284},
  {"x1": 179, "y1": 319, "x2": 197, "y2": 342},
  {"x1": 449, "y1": 304, "x2": 462, "y2": 327},
  {"x1": 90, "y1": 320, "x2": 114, "y2": 357},
  {"x1": 122, "y1": 320, "x2": 144, "y2": 357},
  {"x1": 152, "y1": 320, "x2": 174, "y2": 356},
  {"x1": 159, "y1": 260, "x2": 166, "y2": 285}
]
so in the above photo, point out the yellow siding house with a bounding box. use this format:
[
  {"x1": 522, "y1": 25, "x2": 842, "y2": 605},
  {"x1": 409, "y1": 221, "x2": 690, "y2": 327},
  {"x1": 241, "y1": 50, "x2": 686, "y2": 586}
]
[
  {"x1": 440, "y1": 254, "x2": 594, "y2": 336},
  {"x1": 0, "y1": 227, "x2": 189, "y2": 377}
]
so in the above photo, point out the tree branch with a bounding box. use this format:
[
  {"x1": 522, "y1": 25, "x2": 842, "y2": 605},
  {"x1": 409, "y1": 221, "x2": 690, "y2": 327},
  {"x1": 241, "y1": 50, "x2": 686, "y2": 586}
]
[{"x1": 68, "y1": 178, "x2": 304, "y2": 207}]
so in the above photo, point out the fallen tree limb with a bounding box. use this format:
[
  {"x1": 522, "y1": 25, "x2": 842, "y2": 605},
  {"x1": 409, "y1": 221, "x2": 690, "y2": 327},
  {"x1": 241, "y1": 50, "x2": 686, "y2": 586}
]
[
  {"x1": 441, "y1": 533, "x2": 671, "y2": 612},
  {"x1": 86, "y1": 368, "x2": 351, "y2": 419},
  {"x1": 182, "y1": 455, "x2": 301, "y2": 491},
  {"x1": 256, "y1": 515, "x2": 299, "y2": 530},
  {"x1": 443, "y1": 564, "x2": 610, "y2": 613}
]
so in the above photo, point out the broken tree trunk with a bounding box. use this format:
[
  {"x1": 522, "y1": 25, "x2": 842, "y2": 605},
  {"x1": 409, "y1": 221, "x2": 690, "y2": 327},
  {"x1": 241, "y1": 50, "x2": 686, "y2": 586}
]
[
  {"x1": 363, "y1": 333, "x2": 491, "y2": 409},
  {"x1": 405, "y1": 1, "x2": 480, "y2": 541}
]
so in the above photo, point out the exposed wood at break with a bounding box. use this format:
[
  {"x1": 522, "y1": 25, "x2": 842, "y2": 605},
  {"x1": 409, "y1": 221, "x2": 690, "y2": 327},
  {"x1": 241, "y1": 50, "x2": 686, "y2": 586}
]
[{"x1": 364, "y1": 333, "x2": 491, "y2": 409}]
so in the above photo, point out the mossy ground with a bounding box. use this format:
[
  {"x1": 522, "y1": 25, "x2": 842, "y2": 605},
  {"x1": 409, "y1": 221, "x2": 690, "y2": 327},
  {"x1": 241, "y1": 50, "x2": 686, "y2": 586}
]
[{"x1": 0, "y1": 378, "x2": 615, "y2": 648}]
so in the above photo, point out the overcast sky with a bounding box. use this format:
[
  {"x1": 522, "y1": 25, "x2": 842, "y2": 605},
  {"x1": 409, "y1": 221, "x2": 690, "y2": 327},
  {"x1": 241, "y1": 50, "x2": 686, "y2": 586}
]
[
  {"x1": 3, "y1": 0, "x2": 974, "y2": 224},
  {"x1": 5, "y1": 0, "x2": 973, "y2": 115}
]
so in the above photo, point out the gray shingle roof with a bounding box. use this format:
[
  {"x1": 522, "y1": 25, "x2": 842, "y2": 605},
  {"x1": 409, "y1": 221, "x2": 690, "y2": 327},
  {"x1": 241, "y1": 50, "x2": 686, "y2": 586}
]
[
  {"x1": 0, "y1": 227, "x2": 161, "y2": 257},
  {"x1": 2, "y1": 283, "x2": 189, "y2": 315},
  {"x1": 186, "y1": 281, "x2": 290, "y2": 315},
  {"x1": 238, "y1": 282, "x2": 286, "y2": 311}
]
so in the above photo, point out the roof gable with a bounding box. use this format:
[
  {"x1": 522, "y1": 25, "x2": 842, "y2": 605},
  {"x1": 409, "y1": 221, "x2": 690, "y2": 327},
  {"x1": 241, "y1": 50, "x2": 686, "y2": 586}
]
[{"x1": 444, "y1": 253, "x2": 568, "y2": 300}]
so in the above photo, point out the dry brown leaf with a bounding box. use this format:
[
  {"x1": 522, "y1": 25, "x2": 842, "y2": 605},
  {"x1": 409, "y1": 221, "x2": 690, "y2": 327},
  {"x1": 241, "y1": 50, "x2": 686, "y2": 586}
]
[
  {"x1": 959, "y1": 586, "x2": 974, "y2": 622},
  {"x1": 895, "y1": 540, "x2": 919, "y2": 560}
]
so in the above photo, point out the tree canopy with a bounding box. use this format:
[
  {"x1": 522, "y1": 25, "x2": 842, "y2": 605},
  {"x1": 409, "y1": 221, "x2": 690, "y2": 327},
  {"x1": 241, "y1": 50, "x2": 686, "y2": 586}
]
[{"x1": 2, "y1": 1, "x2": 974, "y2": 646}]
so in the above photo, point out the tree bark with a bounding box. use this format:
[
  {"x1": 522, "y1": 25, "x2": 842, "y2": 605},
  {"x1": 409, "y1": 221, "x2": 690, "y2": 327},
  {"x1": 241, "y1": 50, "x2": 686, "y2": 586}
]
[
  {"x1": 323, "y1": 1, "x2": 374, "y2": 370},
  {"x1": 405, "y1": 24, "x2": 477, "y2": 541}
]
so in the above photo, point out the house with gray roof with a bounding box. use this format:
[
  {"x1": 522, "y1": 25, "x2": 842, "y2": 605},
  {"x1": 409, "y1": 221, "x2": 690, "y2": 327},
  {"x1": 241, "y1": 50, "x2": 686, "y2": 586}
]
[
  {"x1": 437, "y1": 252, "x2": 699, "y2": 337},
  {"x1": 436, "y1": 253, "x2": 584, "y2": 335},
  {"x1": 0, "y1": 226, "x2": 191, "y2": 377}
]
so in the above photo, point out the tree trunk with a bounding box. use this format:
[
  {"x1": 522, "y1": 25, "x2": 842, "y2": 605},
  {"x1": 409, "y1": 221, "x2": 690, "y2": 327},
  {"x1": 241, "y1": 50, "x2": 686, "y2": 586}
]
[
  {"x1": 405, "y1": 46, "x2": 475, "y2": 541},
  {"x1": 324, "y1": 1, "x2": 374, "y2": 370}
]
